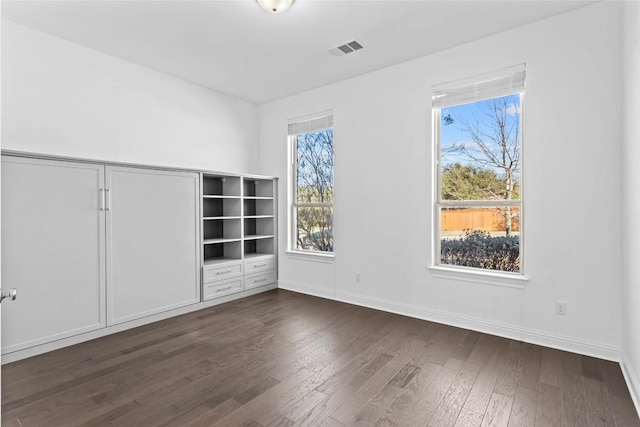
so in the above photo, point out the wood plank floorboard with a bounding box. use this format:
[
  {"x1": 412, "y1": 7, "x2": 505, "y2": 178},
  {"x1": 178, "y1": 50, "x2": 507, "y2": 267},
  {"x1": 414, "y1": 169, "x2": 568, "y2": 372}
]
[
  {"x1": 535, "y1": 383, "x2": 562, "y2": 427},
  {"x1": 2, "y1": 289, "x2": 639, "y2": 427}
]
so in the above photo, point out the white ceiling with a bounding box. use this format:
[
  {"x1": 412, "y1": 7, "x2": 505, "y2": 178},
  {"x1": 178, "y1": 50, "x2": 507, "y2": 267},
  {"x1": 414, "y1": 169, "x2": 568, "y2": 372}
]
[{"x1": 2, "y1": 0, "x2": 593, "y2": 104}]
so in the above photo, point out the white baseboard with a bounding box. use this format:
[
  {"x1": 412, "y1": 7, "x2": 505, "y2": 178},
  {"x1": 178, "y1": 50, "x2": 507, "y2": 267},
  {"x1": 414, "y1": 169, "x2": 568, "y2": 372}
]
[
  {"x1": 278, "y1": 280, "x2": 336, "y2": 300},
  {"x1": 335, "y1": 289, "x2": 522, "y2": 340},
  {"x1": 621, "y1": 353, "x2": 640, "y2": 419},
  {"x1": 520, "y1": 327, "x2": 620, "y2": 362}
]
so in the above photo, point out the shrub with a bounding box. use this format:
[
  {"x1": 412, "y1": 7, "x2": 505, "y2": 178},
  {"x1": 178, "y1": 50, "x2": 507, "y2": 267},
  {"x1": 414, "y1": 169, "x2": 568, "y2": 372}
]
[{"x1": 440, "y1": 229, "x2": 520, "y2": 272}]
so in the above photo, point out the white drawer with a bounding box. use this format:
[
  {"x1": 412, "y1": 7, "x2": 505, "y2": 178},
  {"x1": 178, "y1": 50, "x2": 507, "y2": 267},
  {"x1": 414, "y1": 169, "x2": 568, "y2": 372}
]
[
  {"x1": 203, "y1": 277, "x2": 243, "y2": 300},
  {"x1": 245, "y1": 270, "x2": 277, "y2": 290},
  {"x1": 203, "y1": 261, "x2": 242, "y2": 283},
  {"x1": 244, "y1": 256, "x2": 276, "y2": 274}
]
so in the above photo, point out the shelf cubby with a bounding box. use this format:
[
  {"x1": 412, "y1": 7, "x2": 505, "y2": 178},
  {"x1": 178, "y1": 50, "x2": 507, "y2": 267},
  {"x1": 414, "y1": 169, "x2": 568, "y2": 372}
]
[
  {"x1": 244, "y1": 217, "x2": 274, "y2": 238},
  {"x1": 203, "y1": 197, "x2": 241, "y2": 217},
  {"x1": 243, "y1": 178, "x2": 274, "y2": 198},
  {"x1": 204, "y1": 218, "x2": 241, "y2": 242},
  {"x1": 243, "y1": 198, "x2": 274, "y2": 217},
  {"x1": 203, "y1": 240, "x2": 242, "y2": 264},
  {"x1": 203, "y1": 175, "x2": 241, "y2": 197},
  {"x1": 244, "y1": 237, "x2": 275, "y2": 256}
]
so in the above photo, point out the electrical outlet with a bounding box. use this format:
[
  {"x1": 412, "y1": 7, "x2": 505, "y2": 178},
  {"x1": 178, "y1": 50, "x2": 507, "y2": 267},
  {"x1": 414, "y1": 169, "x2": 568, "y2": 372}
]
[
  {"x1": 355, "y1": 272, "x2": 361, "y2": 283},
  {"x1": 556, "y1": 302, "x2": 567, "y2": 315}
]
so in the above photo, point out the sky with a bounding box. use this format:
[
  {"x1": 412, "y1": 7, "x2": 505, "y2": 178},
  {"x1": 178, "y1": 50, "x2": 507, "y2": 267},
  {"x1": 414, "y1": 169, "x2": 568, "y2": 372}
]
[{"x1": 440, "y1": 94, "x2": 521, "y2": 177}]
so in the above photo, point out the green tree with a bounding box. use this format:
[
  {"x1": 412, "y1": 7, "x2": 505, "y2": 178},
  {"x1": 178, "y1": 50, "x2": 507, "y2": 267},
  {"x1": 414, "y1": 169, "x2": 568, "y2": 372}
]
[{"x1": 441, "y1": 163, "x2": 509, "y2": 201}]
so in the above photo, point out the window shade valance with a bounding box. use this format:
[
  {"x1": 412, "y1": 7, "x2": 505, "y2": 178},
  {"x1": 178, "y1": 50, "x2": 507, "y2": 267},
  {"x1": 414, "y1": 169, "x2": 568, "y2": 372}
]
[
  {"x1": 432, "y1": 64, "x2": 526, "y2": 108},
  {"x1": 288, "y1": 111, "x2": 333, "y2": 135}
]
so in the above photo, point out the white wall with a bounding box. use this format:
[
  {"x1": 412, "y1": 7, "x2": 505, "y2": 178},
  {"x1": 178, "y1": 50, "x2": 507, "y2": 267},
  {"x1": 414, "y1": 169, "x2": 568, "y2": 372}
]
[
  {"x1": 259, "y1": 2, "x2": 623, "y2": 360},
  {"x1": 622, "y1": 0, "x2": 640, "y2": 412},
  {"x1": 1, "y1": 20, "x2": 258, "y2": 173}
]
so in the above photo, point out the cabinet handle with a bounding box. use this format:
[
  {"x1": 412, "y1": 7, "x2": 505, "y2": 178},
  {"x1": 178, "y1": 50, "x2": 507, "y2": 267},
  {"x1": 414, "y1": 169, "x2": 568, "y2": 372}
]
[
  {"x1": 254, "y1": 263, "x2": 267, "y2": 268},
  {"x1": 106, "y1": 189, "x2": 111, "y2": 211},
  {"x1": 216, "y1": 286, "x2": 232, "y2": 292},
  {"x1": 0, "y1": 288, "x2": 17, "y2": 303},
  {"x1": 99, "y1": 189, "x2": 105, "y2": 211},
  {"x1": 254, "y1": 278, "x2": 266, "y2": 283},
  {"x1": 216, "y1": 270, "x2": 232, "y2": 276}
]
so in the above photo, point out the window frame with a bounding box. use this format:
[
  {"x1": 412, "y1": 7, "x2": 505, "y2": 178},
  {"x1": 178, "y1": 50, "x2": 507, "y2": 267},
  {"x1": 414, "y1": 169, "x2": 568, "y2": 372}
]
[
  {"x1": 432, "y1": 71, "x2": 525, "y2": 277},
  {"x1": 288, "y1": 113, "x2": 334, "y2": 256}
]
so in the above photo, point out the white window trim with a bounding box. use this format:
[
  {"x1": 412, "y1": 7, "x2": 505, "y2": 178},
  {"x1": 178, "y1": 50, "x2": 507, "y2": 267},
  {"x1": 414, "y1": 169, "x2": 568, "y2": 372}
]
[
  {"x1": 285, "y1": 249, "x2": 335, "y2": 262},
  {"x1": 432, "y1": 65, "x2": 526, "y2": 279},
  {"x1": 428, "y1": 265, "x2": 529, "y2": 288},
  {"x1": 288, "y1": 112, "x2": 334, "y2": 256}
]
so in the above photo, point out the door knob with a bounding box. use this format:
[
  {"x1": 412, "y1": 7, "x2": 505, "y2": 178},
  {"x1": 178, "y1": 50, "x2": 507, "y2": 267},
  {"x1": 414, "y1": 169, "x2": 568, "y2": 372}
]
[{"x1": 0, "y1": 288, "x2": 17, "y2": 303}]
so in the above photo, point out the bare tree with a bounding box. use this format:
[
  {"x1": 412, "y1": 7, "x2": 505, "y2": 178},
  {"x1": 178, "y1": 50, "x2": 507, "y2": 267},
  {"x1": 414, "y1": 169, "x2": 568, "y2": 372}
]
[
  {"x1": 295, "y1": 129, "x2": 333, "y2": 251},
  {"x1": 443, "y1": 95, "x2": 520, "y2": 235}
]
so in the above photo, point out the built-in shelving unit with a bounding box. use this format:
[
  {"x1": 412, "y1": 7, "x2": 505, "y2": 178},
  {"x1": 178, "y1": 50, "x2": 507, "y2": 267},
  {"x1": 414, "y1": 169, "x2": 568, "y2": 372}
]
[
  {"x1": 202, "y1": 175, "x2": 242, "y2": 267},
  {"x1": 201, "y1": 174, "x2": 277, "y2": 300},
  {"x1": 243, "y1": 178, "x2": 276, "y2": 260}
]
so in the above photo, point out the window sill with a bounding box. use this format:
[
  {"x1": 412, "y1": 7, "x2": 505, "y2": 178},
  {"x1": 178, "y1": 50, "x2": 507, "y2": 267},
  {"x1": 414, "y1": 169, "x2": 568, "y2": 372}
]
[
  {"x1": 427, "y1": 265, "x2": 528, "y2": 289},
  {"x1": 285, "y1": 250, "x2": 335, "y2": 263}
]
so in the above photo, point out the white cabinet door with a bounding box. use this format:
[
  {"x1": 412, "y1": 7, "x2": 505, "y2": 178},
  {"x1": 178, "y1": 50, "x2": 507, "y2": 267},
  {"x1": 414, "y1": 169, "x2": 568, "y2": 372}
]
[
  {"x1": 106, "y1": 167, "x2": 200, "y2": 325},
  {"x1": 1, "y1": 157, "x2": 106, "y2": 353}
]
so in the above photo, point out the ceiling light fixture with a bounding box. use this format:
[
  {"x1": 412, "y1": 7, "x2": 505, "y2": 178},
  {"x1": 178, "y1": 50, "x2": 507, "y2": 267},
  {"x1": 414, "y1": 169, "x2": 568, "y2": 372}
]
[{"x1": 257, "y1": 0, "x2": 294, "y2": 14}]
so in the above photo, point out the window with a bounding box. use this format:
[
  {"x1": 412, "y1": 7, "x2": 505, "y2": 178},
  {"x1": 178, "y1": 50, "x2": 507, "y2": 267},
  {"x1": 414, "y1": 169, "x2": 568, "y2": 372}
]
[
  {"x1": 289, "y1": 112, "x2": 334, "y2": 253},
  {"x1": 433, "y1": 65, "x2": 525, "y2": 274}
]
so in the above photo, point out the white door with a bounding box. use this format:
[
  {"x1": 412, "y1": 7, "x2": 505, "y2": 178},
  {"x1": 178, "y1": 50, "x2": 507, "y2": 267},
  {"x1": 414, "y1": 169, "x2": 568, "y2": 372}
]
[
  {"x1": 1, "y1": 157, "x2": 106, "y2": 353},
  {"x1": 106, "y1": 166, "x2": 200, "y2": 325}
]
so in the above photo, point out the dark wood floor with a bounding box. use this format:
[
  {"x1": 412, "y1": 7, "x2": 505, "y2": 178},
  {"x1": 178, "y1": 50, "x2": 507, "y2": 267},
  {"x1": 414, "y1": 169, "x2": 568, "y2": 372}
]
[{"x1": 2, "y1": 289, "x2": 639, "y2": 427}]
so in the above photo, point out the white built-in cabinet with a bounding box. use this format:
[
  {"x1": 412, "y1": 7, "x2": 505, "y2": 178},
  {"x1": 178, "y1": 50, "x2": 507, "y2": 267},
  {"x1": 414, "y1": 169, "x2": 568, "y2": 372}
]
[
  {"x1": 201, "y1": 174, "x2": 277, "y2": 300},
  {"x1": 1, "y1": 154, "x2": 277, "y2": 360},
  {"x1": 1, "y1": 157, "x2": 107, "y2": 353},
  {"x1": 106, "y1": 166, "x2": 200, "y2": 325}
]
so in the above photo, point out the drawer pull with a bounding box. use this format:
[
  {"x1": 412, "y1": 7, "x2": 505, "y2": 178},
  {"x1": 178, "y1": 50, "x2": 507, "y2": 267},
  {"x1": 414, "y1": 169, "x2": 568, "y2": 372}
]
[
  {"x1": 254, "y1": 278, "x2": 267, "y2": 283},
  {"x1": 216, "y1": 270, "x2": 232, "y2": 276},
  {"x1": 216, "y1": 286, "x2": 233, "y2": 292},
  {"x1": 254, "y1": 263, "x2": 267, "y2": 268}
]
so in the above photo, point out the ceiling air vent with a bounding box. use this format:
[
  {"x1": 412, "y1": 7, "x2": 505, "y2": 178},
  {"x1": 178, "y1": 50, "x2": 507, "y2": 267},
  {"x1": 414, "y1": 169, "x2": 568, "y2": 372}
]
[{"x1": 329, "y1": 40, "x2": 364, "y2": 56}]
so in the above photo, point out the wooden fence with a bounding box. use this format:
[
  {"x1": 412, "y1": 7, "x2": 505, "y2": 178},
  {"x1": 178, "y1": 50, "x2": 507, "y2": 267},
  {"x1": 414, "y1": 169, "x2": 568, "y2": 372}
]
[{"x1": 440, "y1": 207, "x2": 520, "y2": 232}]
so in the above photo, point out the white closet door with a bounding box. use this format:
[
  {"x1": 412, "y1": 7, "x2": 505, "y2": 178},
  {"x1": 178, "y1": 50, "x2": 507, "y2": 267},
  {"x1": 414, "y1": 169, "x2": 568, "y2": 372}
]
[
  {"x1": 1, "y1": 157, "x2": 106, "y2": 353},
  {"x1": 106, "y1": 166, "x2": 200, "y2": 325}
]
